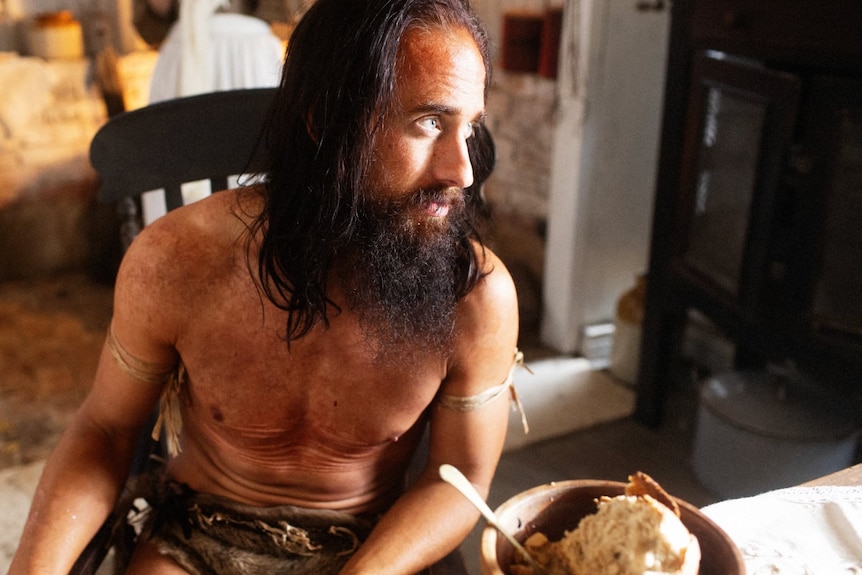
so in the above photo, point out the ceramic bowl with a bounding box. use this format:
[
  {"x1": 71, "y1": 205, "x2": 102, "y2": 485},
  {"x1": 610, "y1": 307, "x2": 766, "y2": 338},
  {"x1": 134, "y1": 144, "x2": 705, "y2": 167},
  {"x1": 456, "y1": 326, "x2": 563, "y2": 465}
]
[{"x1": 480, "y1": 480, "x2": 745, "y2": 575}]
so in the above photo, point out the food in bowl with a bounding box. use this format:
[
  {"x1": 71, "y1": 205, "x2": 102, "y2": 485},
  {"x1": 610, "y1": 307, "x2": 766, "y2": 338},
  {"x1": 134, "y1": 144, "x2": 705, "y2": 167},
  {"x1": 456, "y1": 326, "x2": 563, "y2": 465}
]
[{"x1": 510, "y1": 472, "x2": 700, "y2": 575}]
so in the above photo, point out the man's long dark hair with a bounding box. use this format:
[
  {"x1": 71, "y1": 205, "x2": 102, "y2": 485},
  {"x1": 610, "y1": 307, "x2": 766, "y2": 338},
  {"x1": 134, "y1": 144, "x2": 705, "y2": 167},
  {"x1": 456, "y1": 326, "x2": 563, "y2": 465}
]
[{"x1": 247, "y1": 0, "x2": 493, "y2": 344}]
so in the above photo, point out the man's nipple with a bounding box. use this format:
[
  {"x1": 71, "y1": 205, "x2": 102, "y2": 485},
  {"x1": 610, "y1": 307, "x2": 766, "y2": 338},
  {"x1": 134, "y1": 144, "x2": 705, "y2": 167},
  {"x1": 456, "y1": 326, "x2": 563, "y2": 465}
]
[{"x1": 210, "y1": 405, "x2": 224, "y2": 422}]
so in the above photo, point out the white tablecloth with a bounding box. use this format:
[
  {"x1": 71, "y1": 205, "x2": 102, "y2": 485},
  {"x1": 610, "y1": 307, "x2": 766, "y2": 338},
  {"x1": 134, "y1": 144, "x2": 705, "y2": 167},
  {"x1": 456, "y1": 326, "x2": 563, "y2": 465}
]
[{"x1": 702, "y1": 485, "x2": 862, "y2": 574}]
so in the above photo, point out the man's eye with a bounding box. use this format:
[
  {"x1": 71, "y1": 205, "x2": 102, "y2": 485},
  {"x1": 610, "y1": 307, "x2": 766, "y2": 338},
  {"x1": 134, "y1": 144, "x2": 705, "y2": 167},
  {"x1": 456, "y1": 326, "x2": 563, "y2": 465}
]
[{"x1": 420, "y1": 117, "x2": 440, "y2": 130}]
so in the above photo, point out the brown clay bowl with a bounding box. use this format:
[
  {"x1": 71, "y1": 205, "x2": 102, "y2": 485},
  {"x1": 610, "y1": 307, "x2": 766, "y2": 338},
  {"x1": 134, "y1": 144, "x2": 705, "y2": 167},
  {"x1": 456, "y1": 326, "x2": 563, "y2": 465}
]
[{"x1": 480, "y1": 480, "x2": 745, "y2": 575}]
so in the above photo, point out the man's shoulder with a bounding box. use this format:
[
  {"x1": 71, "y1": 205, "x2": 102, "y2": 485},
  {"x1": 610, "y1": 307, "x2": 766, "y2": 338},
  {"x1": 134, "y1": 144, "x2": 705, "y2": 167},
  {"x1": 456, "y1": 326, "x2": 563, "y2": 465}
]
[
  {"x1": 462, "y1": 243, "x2": 518, "y2": 314},
  {"x1": 447, "y1": 244, "x2": 520, "y2": 389},
  {"x1": 111, "y1": 191, "x2": 255, "y2": 339},
  {"x1": 120, "y1": 192, "x2": 247, "y2": 284}
]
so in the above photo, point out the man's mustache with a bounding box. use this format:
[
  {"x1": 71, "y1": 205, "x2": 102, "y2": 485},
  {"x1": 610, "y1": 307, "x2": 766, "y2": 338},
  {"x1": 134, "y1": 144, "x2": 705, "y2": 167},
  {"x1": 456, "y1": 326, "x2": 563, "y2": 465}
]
[{"x1": 409, "y1": 186, "x2": 463, "y2": 209}]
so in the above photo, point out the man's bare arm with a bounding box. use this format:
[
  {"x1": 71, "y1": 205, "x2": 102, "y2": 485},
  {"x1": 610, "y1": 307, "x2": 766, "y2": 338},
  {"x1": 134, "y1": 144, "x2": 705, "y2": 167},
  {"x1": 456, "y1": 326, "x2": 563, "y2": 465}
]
[
  {"x1": 10, "y1": 227, "x2": 180, "y2": 574},
  {"x1": 8, "y1": 343, "x2": 167, "y2": 574}
]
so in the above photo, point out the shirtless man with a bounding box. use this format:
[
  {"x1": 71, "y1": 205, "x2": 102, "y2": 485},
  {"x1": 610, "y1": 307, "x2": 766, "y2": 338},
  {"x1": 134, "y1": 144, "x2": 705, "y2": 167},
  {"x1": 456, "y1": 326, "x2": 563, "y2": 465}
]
[{"x1": 10, "y1": 1, "x2": 519, "y2": 573}]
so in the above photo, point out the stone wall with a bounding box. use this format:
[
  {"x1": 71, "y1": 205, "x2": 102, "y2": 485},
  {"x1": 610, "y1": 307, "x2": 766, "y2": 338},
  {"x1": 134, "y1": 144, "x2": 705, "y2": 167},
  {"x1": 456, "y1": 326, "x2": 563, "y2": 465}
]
[
  {"x1": 0, "y1": 55, "x2": 109, "y2": 280},
  {"x1": 0, "y1": 52, "x2": 156, "y2": 281},
  {"x1": 483, "y1": 71, "x2": 556, "y2": 338}
]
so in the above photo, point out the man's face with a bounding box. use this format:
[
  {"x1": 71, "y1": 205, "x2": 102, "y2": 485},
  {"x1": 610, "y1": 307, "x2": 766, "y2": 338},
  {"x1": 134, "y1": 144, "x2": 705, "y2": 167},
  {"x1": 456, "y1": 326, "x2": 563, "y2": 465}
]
[
  {"x1": 365, "y1": 25, "x2": 487, "y2": 237},
  {"x1": 344, "y1": 25, "x2": 487, "y2": 362}
]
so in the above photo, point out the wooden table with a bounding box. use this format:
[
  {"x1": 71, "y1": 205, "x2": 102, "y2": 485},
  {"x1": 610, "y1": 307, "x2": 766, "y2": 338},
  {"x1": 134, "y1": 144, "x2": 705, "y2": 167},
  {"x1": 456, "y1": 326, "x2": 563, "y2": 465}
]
[{"x1": 803, "y1": 463, "x2": 862, "y2": 487}]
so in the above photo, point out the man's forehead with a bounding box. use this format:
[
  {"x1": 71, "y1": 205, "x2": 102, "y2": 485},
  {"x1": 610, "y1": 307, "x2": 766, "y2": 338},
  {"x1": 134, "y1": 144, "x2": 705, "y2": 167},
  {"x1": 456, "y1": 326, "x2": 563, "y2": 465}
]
[
  {"x1": 398, "y1": 25, "x2": 483, "y2": 71},
  {"x1": 395, "y1": 26, "x2": 487, "y2": 115}
]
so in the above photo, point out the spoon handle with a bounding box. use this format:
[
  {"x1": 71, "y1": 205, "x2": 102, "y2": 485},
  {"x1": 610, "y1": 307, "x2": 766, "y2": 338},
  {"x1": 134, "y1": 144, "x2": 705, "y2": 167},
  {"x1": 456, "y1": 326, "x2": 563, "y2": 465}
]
[{"x1": 439, "y1": 464, "x2": 546, "y2": 574}]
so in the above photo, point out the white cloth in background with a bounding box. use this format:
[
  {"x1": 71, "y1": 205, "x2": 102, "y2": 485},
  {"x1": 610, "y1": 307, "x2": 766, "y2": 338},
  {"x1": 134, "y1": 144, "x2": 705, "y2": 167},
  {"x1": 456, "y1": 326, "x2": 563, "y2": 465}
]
[
  {"x1": 702, "y1": 485, "x2": 862, "y2": 574},
  {"x1": 148, "y1": 10, "x2": 283, "y2": 103},
  {"x1": 178, "y1": 0, "x2": 229, "y2": 96}
]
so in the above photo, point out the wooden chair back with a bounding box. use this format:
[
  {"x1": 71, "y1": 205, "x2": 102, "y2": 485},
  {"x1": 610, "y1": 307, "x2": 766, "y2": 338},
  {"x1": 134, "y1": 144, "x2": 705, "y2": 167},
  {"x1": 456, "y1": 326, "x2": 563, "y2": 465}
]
[{"x1": 89, "y1": 87, "x2": 276, "y2": 246}]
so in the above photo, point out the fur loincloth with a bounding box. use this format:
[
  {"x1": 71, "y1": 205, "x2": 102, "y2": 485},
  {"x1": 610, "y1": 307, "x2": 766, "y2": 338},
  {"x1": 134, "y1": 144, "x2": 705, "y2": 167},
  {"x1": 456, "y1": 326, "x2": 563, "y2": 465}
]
[{"x1": 142, "y1": 482, "x2": 375, "y2": 575}]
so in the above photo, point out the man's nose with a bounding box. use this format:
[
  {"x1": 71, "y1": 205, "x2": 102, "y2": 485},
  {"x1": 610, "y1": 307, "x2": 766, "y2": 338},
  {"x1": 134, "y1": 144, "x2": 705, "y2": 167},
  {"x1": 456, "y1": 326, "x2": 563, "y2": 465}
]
[{"x1": 433, "y1": 134, "x2": 474, "y2": 190}]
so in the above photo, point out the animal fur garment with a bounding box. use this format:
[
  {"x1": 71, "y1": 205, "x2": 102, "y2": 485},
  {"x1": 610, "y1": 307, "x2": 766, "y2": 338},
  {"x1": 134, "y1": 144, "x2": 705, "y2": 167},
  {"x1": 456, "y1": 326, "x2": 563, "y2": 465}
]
[{"x1": 142, "y1": 482, "x2": 374, "y2": 575}]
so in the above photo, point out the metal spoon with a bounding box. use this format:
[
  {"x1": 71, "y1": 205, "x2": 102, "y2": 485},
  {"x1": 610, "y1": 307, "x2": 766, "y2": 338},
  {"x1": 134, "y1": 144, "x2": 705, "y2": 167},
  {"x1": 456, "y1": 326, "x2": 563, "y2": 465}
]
[{"x1": 438, "y1": 464, "x2": 547, "y2": 574}]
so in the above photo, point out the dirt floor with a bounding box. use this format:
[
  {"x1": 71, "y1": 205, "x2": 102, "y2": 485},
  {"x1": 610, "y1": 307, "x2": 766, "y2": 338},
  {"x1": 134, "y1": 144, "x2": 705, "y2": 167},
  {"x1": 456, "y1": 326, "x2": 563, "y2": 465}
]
[{"x1": 0, "y1": 273, "x2": 114, "y2": 471}]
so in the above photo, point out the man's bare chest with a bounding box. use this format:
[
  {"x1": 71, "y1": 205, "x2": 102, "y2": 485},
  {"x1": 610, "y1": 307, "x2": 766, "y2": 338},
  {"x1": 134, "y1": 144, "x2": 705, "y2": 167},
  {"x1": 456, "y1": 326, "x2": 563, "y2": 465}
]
[{"x1": 175, "y1": 309, "x2": 446, "y2": 449}]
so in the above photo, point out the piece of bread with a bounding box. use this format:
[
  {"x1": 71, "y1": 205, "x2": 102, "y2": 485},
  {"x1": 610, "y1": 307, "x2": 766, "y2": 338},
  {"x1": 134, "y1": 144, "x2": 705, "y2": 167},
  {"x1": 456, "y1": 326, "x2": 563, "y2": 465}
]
[
  {"x1": 557, "y1": 492, "x2": 700, "y2": 575},
  {"x1": 513, "y1": 472, "x2": 701, "y2": 575},
  {"x1": 625, "y1": 470, "x2": 681, "y2": 517}
]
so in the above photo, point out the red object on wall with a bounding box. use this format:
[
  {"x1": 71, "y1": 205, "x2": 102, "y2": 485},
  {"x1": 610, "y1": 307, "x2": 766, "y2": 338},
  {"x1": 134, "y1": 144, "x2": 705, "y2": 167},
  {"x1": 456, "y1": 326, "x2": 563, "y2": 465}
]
[
  {"x1": 500, "y1": 11, "x2": 543, "y2": 73},
  {"x1": 539, "y1": 6, "x2": 564, "y2": 79}
]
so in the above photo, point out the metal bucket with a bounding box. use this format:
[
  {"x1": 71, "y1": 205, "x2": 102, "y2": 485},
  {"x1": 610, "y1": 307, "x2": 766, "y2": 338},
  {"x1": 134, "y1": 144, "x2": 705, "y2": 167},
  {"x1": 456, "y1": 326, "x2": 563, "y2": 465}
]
[{"x1": 693, "y1": 369, "x2": 859, "y2": 499}]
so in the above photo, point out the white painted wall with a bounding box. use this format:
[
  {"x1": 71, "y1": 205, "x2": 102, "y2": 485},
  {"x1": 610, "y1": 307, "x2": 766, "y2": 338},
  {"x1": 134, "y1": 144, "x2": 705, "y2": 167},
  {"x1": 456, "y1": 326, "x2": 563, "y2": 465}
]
[{"x1": 542, "y1": 0, "x2": 669, "y2": 353}]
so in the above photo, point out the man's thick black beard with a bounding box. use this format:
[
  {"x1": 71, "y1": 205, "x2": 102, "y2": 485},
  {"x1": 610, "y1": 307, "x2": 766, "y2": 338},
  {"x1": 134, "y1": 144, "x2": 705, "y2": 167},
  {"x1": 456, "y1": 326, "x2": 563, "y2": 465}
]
[{"x1": 342, "y1": 191, "x2": 466, "y2": 364}]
